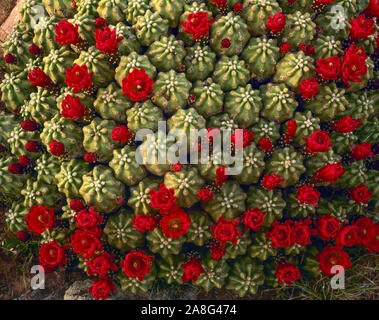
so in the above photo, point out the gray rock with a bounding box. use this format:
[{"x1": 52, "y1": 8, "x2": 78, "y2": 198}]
[{"x1": 64, "y1": 280, "x2": 94, "y2": 300}]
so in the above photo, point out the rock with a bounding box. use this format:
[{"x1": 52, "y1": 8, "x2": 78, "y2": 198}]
[{"x1": 64, "y1": 280, "x2": 94, "y2": 300}]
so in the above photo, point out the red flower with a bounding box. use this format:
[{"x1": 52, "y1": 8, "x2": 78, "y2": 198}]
[
  {"x1": 354, "y1": 217, "x2": 376, "y2": 247},
  {"x1": 292, "y1": 219, "x2": 313, "y2": 246},
  {"x1": 210, "y1": 0, "x2": 227, "y2": 9},
  {"x1": 299, "y1": 78, "x2": 319, "y2": 99},
  {"x1": 332, "y1": 116, "x2": 362, "y2": 133},
  {"x1": 160, "y1": 209, "x2": 191, "y2": 239},
  {"x1": 231, "y1": 129, "x2": 254, "y2": 149},
  {"x1": 211, "y1": 217, "x2": 241, "y2": 249},
  {"x1": 266, "y1": 13, "x2": 286, "y2": 34},
  {"x1": 75, "y1": 207, "x2": 103, "y2": 229},
  {"x1": 349, "y1": 14, "x2": 376, "y2": 42},
  {"x1": 242, "y1": 208, "x2": 266, "y2": 231},
  {"x1": 95, "y1": 26, "x2": 122, "y2": 54},
  {"x1": 348, "y1": 185, "x2": 373, "y2": 205},
  {"x1": 181, "y1": 258, "x2": 204, "y2": 283},
  {"x1": 8, "y1": 162, "x2": 22, "y2": 174},
  {"x1": 275, "y1": 263, "x2": 301, "y2": 285},
  {"x1": 262, "y1": 174, "x2": 285, "y2": 190},
  {"x1": 181, "y1": 12, "x2": 214, "y2": 40},
  {"x1": 39, "y1": 240, "x2": 66, "y2": 273},
  {"x1": 171, "y1": 162, "x2": 182, "y2": 172},
  {"x1": 365, "y1": 225, "x2": 379, "y2": 253},
  {"x1": 21, "y1": 120, "x2": 38, "y2": 131},
  {"x1": 132, "y1": 214, "x2": 157, "y2": 233},
  {"x1": 25, "y1": 205, "x2": 55, "y2": 236},
  {"x1": 233, "y1": 2, "x2": 243, "y2": 13},
  {"x1": 19, "y1": 155, "x2": 31, "y2": 167},
  {"x1": 312, "y1": 163, "x2": 345, "y2": 183},
  {"x1": 89, "y1": 278, "x2": 116, "y2": 300},
  {"x1": 280, "y1": 42, "x2": 290, "y2": 55},
  {"x1": 49, "y1": 140, "x2": 65, "y2": 156},
  {"x1": 303, "y1": 130, "x2": 331, "y2": 154},
  {"x1": 25, "y1": 141, "x2": 40, "y2": 153},
  {"x1": 316, "y1": 246, "x2": 352, "y2": 276},
  {"x1": 4, "y1": 53, "x2": 15, "y2": 64},
  {"x1": 365, "y1": 0, "x2": 379, "y2": 19},
  {"x1": 258, "y1": 137, "x2": 273, "y2": 152},
  {"x1": 216, "y1": 166, "x2": 228, "y2": 185},
  {"x1": 210, "y1": 243, "x2": 226, "y2": 261},
  {"x1": 28, "y1": 44, "x2": 40, "y2": 55},
  {"x1": 61, "y1": 94, "x2": 86, "y2": 120},
  {"x1": 54, "y1": 20, "x2": 80, "y2": 45},
  {"x1": 149, "y1": 183, "x2": 177, "y2": 214},
  {"x1": 69, "y1": 199, "x2": 84, "y2": 212},
  {"x1": 120, "y1": 250, "x2": 154, "y2": 281},
  {"x1": 122, "y1": 69, "x2": 154, "y2": 102},
  {"x1": 341, "y1": 45, "x2": 368, "y2": 85},
  {"x1": 265, "y1": 221, "x2": 293, "y2": 248},
  {"x1": 296, "y1": 185, "x2": 321, "y2": 207},
  {"x1": 16, "y1": 230, "x2": 30, "y2": 242},
  {"x1": 86, "y1": 252, "x2": 118, "y2": 276},
  {"x1": 315, "y1": 56, "x2": 341, "y2": 80},
  {"x1": 317, "y1": 214, "x2": 341, "y2": 241},
  {"x1": 351, "y1": 142, "x2": 373, "y2": 161},
  {"x1": 299, "y1": 43, "x2": 314, "y2": 56},
  {"x1": 283, "y1": 119, "x2": 297, "y2": 142},
  {"x1": 221, "y1": 38, "x2": 231, "y2": 48},
  {"x1": 94, "y1": 17, "x2": 107, "y2": 28},
  {"x1": 313, "y1": 0, "x2": 337, "y2": 8},
  {"x1": 65, "y1": 64, "x2": 93, "y2": 93},
  {"x1": 84, "y1": 152, "x2": 96, "y2": 163},
  {"x1": 336, "y1": 225, "x2": 359, "y2": 247},
  {"x1": 28, "y1": 68, "x2": 52, "y2": 87},
  {"x1": 111, "y1": 125, "x2": 132, "y2": 143},
  {"x1": 198, "y1": 188, "x2": 213, "y2": 201},
  {"x1": 71, "y1": 229, "x2": 102, "y2": 259}
]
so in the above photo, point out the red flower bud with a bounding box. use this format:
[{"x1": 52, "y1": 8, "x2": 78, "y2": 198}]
[
  {"x1": 21, "y1": 120, "x2": 38, "y2": 131},
  {"x1": 221, "y1": 38, "x2": 231, "y2": 48},
  {"x1": 4, "y1": 54, "x2": 15, "y2": 64},
  {"x1": 95, "y1": 17, "x2": 107, "y2": 28},
  {"x1": 84, "y1": 152, "x2": 96, "y2": 163},
  {"x1": 19, "y1": 155, "x2": 31, "y2": 167},
  {"x1": 49, "y1": 140, "x2": 65, "y2": 156},
  {"x1": 70, "y1": 199, "x2": 85, "y2": 212},
  {"x1": 16, "y1": 230, "x2": 30, "y2": 242},
  {"x1": 8, "y1": 162, "x2": 22, "y2": 174},
  {"x1": 233, "y1": 2, "x2": 243, "y2": 13},
  {"x1": 28, "y1": 44, "x2": 40, "y2": 55},
  {"x1": 280, "y1": 42, "x2": 290, "y2": 55},
  {"x1": 25, "y1": 141, "x2": 40, "y2": 153}
]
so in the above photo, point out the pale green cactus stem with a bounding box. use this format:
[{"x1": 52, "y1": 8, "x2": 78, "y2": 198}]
[
  {"x1": 183, "y1": 45, "x2": 216, "y2": 82},
  {"x1": 253, "y1": 118, "x2": 281, "y2": 144},
  {"x1": 260, "y1": 83, "x2": 298, "y2": 123},
  {"x1": 20, "y1": 0, "x2": 44, "y2": 31},
  {"x1": 146, "y1": 35, "x2": 186, "y2": 72},
  {"x1": 202, "y1": 181, "x2": 246, "y2": 221},
  {"x1": 290, "y1": 111, "x2": 320, "y2": 146},
  {"x1": 242, "y1": 0, "x2": 282, "y2": 35},
  {"x1": 235, "y1": 144, "x2": 265, "y2": 185},
  {"x1": 114, "y1": 22, "x2": 141, "y2": 56},
  {"x1": 335, "y1": 161, "x2": 368, "y2": 189},
  {"x1": 241, "y1": 36, "x2": 280, "y2": 80},
  {"x1": 42, "y1": 0, "x2": 76, "y2": 18},
  {"x1": 147, "y1": 228, "x2": 186, "y2": 257},
  {"x1": 313, "y1": 35, "x2": 343, "y2": 60},
  {"x1": 109, "y1": 145, "x2": 147, "y2": 186},
  {"x1": 82, "y1": 117, "x2": 121, "y2": 163},
  {"x1": 224, "y1": 84, "x2": 262, "y2": 128},
  {"x1": 93, "y1": 83, "x2": 132, "y2": 123},
  {"x1": 76, "y1": 0, "x2": 100, "y2": 16},
  {"x1": 210, "y1": 12, "x2": 249, "y2": 56},
  {"x1": 79, "y1": 165, "x2": 125, "y2": 213},
  {"x1": 27, "y1": 88, "x2": 59, "y2": 124},
  {"x1": 330, "y1": 131, "x2": 358, "y2": 155},
  {"x1": 21, "y1": 179, "x2": 61, "y2": 209},
  {"x1": 115, "y1": 52, "x2": 156, "y2": 87},
  {"x1": 127, "y1": 177, "x2": 160, "y2": 215},
  {"x1": 8, "y1": 124, "x2": 40, "y2": 159},
  {"x1": 213, "y1": 55, "x2": 250, "y2": 91},
  {"x1": 133, "y1": 10, "x2": 169, "y2": 47},
  {"x1": 126, "y1": 100, "x2": 164, "y2": 133},
  {"x1": 124, "y1": 0, "x2": 150, "y2": 25},
  {"x1": 35, "y1": 154, "x2": 61, "y2": 185},
  {"x1": 186, "y1": 211, "x2": 213, "y2": 246},
  {"x1": 164, "y1": 167, "x2": 205, "y2": 208},
  {"x1": 69, "y1": 13, "x2": 97, "y2": 47},
  {"x1": 247, "y1": 187, "x2": 286, "y2": 226},
  {"x1": 223, "y1": 232, "x2": 252, "y2": 259},
  {"x1": 265, "y1": 147, "x2": 306, "y2": 187},
  {"x1": 40, "y1": 114, "x2": 84, "y2": 158},
  {"x1": 0, "y1": 157, "x2": 27, "y2": 198},
  {"x1": 5, "y1": 202, "x2": 29, "y2": 232},
  {"x1": 0, "y1": 71, "x2": 35, "y2": 112},
  {"x1": 74, "y1": 46, "x2": 114, "y2": 88},
  {"x1": 273, "y1": 51, "x2": 314, "y2": 89},
  {"x1": 152, "y1": 70, "x2": 192, "y2": 114},
  {"x1": 305, "y1": 83, "x2": 348, "y2": 121},
  {"x1": 345, "y1": 91, "x2": 379, "y2": 125},
  {"x1": 97, "y1": 0, "x2": 127, "y2": 25},
  {"x1": 33, "y1": 16, "x2": 60, "y2": 52},
  {"x1": 0, "y1": 112, "x2": 20, "y2": 149},
  {"x1": 191, "y1": 78, "x2": 223, "y2": 118},
  {"x1": 56, "y1": 159, "x2": 90, "y2": 198},
  {"x1": 151, "y1": 0, "x2": 185, "y2": 28},
  {"x1": 281, "y1": 11, "x2": 316, "y2": 47},
  {"x1": 207, "y1": 113, "x2": 239, "y2": 131}
]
